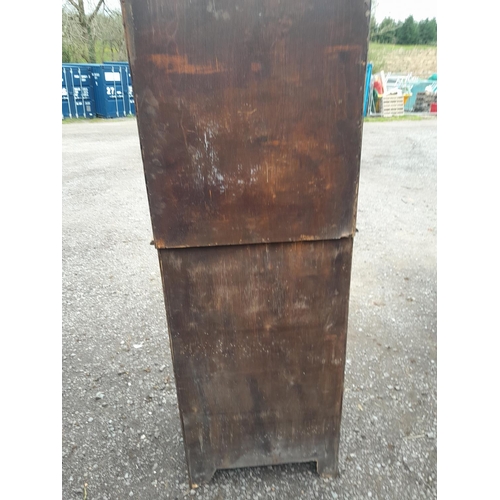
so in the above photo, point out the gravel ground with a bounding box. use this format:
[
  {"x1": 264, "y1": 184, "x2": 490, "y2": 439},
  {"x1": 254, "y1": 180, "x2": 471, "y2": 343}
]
[{"x1": 62, "y1": 117, "x2": 437, "y2": 500}]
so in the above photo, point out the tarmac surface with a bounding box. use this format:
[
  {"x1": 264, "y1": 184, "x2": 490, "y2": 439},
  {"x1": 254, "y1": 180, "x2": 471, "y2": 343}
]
[{"x1": 62, "y1": 117, "x2": 437, "y2": 500}]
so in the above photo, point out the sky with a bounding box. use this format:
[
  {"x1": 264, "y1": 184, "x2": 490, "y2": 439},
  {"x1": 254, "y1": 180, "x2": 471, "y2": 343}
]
[
  {"x1": 372, "y1": 0, "x2": 437, "y2": 22},
  {"x1": 82, "y1": 0, "x2": 437, "y2": 23}
]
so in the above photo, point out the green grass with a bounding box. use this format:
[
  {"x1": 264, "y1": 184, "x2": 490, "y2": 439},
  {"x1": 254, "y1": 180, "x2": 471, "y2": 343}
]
[
  {"x1": 367, "y1": 42, "x2": 437, "y2": 75},
  {"x1": 364, "y1": 114, "x2": 430, "y2": 122},
  {"x1": 62, "y1": 116, "x2": 136, "y2": 124},
  {"x1": 368, "y1": 42, "x2": 392, "y2": 73},
  {"x1": 62, "y1": 117, "x2": 105, "y2": 124}
]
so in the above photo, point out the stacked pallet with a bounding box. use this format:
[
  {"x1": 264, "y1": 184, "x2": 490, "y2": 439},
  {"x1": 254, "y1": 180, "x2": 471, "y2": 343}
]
[
  {"x1": 380, "y1": 94, "x2": 405, "y2": 117},
  {"x1": 414, "y1": 92, "x2": 437, "y2": 112}
]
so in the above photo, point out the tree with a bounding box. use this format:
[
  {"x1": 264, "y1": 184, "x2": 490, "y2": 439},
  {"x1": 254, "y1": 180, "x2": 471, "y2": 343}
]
[
  {"x1": 62, "y1": 1, "x2": 128, "y2": 63},
  {"x1": 428, "y1": 18, "x2": 437, "y2": 44},
  {"x1": 375, "y1": 17, "x2": 399, "y2": 44},
  {"x1": 396, "y1": 16, "x2": 420, "y2": 45},
  {"x1": 62, "y1": 0, "x2": 106, "y2": 63},
  {"x1": 368, "y1": 13, "x2": 438, "y2": 47},
  {"x1": 369, "y1": 0, "x2": 378, "y2": 41},
  {"x1": 369, "y1": 15, "x2": 379, "y2": 41},
  {"x1": 93, "y1": 10, "x2": 128, "y2": 61},
  {"x1": 418, "y1": 18, "x2": 437, "y2": 45}
]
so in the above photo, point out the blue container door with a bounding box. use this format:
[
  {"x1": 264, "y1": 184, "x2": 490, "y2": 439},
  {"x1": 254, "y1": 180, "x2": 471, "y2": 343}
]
[
  {"x1": 105, "y1": 66, "x2": 126, "y2": 117},
  {"x1": 104, "y1": 63, "x2": 135, "y2": 115},
  {"x1": 96, "y1": 63, "x2": 136, "y2": 117},
  {"x1": 120, "y1": 65, "x2": 136, "y2": 116},
  {"x1": 62, "y1": 67, "x2": 71, "y2": 118},
  {"x1": 90, "y1": 66, "x2": 105, "y2": 118},
  {"x1": 63, "y1": 65, "x2": 96, "y2": 118},
  {"x1": 96, "y1": 65, "x2": 127, "y2": 118}
]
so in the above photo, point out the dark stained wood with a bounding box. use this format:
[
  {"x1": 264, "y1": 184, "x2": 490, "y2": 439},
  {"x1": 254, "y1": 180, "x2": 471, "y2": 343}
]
[
  {"x1": 120, "y1": 0, "x2": 369, "y2": 487},
  {"x1": 121, "y1": 0, "x2": 370, "y2": 248},
  {"x1": 159, "y1": 239, "x2": 353, "y2": 485}
]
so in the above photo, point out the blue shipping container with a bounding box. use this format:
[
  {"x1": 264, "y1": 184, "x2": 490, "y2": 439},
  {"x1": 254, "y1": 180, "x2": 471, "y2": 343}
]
[
  {"x1": 62, "y1": 64, "x2": 96, "y2": 119},
  {"x1": 91, "y1": 63, "x2": 135, "y2": 118}
]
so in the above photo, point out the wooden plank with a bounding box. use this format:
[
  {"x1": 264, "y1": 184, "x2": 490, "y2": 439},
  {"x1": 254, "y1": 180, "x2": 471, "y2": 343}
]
[
  {"x1": 159, "y1": 238, "x2": 353, "y2": 485},
  {"x1": 121, "y1": 0, "x2": 370, "y2": 248}
]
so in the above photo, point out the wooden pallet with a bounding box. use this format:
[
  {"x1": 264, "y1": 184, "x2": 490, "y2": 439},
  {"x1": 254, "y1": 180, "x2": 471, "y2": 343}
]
[{"x1": 380, "y1": 94, "x2": 405, "y2": 117}]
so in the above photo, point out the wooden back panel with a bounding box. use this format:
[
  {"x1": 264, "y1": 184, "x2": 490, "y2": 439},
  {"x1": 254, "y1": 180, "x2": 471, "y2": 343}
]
[
  {"x1": 121, "y1": 0, "x2": 370, "y2": 248},
  {"x1": 159, "y1": 239, "x2": 353, "y2": 484}
]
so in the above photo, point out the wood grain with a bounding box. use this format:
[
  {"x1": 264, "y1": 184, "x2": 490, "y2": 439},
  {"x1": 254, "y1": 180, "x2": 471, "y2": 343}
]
[
  {"x1": 121, "y1": 0, "x2": 370, "y2": 248},
  {"x1": 120, "y1": 0, "x2": 369, "y2": 486},
  {"x1": 159, "y1": 239, "x2": 353, "y2": 484}
]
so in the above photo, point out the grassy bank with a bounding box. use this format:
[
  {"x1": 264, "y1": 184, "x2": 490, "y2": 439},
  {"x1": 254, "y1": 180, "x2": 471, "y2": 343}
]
[{"x1": 368, "y1": 43, "x2": 437, "y2": 77}]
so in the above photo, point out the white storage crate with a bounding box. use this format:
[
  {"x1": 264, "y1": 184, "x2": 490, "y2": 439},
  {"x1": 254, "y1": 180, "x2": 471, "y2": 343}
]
[{"x1": 380, "y1": 94, "x2": 405, "y2": 117}]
